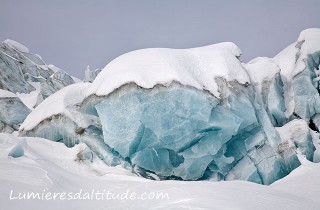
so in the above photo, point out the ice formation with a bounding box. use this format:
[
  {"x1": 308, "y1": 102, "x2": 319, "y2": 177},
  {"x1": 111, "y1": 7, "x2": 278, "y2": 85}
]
[
  {"x1": 8, "y1": 140, "x2": 25, "y2": 158},
  {"x1": 84, "y1": 65, "x2": 102, "y2": 83},
  {"x1": 18, "y1": 28, "x2": 320, "y2": 184},
  {"x1": 0, "y1": 90, "x2": 30, "y2": 133},
  {"x1": 0, "y1": 40, "x2": 77, "y2": 109}
]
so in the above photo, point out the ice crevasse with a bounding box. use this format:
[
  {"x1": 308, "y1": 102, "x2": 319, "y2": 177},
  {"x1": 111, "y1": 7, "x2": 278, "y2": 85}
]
[{"x1": 19, "y1": 28, "x2": 320, "y2": 184}]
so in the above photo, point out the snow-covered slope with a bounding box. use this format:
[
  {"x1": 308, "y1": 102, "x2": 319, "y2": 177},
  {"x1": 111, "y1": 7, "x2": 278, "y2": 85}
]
[
  {"x1": 274, "y1": 28, "x2": 320, "y2": 79},
  {"x1": 20, "y1": 83, "x2": 91, "y2": 132},
  {"x1": 0, "y1": 133, "x2": 319, "y2": 210}
]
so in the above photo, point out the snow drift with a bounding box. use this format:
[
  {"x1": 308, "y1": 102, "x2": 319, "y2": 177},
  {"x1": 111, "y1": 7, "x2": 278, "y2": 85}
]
[{"x1": 1, "y1": 132, "x2": 320, "y2": 210}]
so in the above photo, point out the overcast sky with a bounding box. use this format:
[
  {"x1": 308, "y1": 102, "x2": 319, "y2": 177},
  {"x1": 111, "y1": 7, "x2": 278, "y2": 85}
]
[{"x1": 1, "y1": 0, "x2": 320, "y2": 78}]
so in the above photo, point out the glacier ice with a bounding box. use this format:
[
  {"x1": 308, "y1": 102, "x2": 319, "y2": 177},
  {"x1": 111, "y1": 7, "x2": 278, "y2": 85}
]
[
  {"x1": 0, "y1": 40, "x2": 54, "y2": 94},
  {"x1": 18, "y1": 28, "x2": 320, "y2": 184},
  {"x1": 40, "y1": 69, "x2": 75, "y2": 99},
  {"x1": 0, "y1": 40, "x2": 77, "y2": 110},
  {"x1": 8, "y1": 143, "x2": 24, "y2": 158},
  {"x1": 84, "y1": 66, "x2": 102, "y2": 83},
  {"x1": 0, "y1": 90, "x2": 31, "y2": 133},
  {"x1": 0, "y1": 39, "x2": 81, "y2": 135}
]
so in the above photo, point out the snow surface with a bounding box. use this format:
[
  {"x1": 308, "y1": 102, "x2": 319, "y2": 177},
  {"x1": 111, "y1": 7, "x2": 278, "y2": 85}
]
[
  {"x1": 0, "y1": 89, "x2": 17, "y2": 98},
  {"x1": 71, "y1": 76, "x2": 83, "y2": 83},
  {"x1": 245, "y1": 57, "x2": 280, "y2": 88},
  {"x1": 274, "y1": 28, "x2": 320, "y2": 79},
  {"x1": 273, "y1": 28, "x2": 320, "y2": 117},
  {"x1": 3, "y1": 39, "x2": 29, "y2": 53},
  {"x1": 294, "y1": 28, "x2": 320, "y2": 76},
  {"x1": 48, "y1": 64, "x2": 82, "y2": 83},
  {"x1": 86, "y1": 42, "x2": 250, "y2": 98},
  {"x1": 20, "y1": 83, "x2": 91, "y2": 131},
  {"x1": 47, "y1": 64, "x2": 60, "y2": 73},
  {"x1": 274, "y1": 43, "x2": 298, "y2": 81},
  {"x1": 0, "y1": 133, "x2": 319, "y2": 210},
  {"x1": 273, "y1": 43, "x2": 297, "y2": 117},
  {"x1": 272, "y1": 159, "x2": 320, "y2": 204},
  {"x1": 16, "y1": 82, "x2": 41, "y2": 109}
]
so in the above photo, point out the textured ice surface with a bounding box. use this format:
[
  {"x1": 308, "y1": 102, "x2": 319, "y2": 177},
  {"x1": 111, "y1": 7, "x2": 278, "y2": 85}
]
[
  {"x1": 0, "y1": 40, "x2": 77, "y2": 110},
  {"x1": 8, "y1": 142, "x2": 25, "y2": 158},
  {"x1": 0, "y1": 92, "x2": 30, "y2": 133},
  {"x1": 19, "y1": 28, "x2": 320, "y2": 184},
  {"x1": 4, "y1": 39, "x2": 29, "y2": 53},
  {"x1": 84, "y1": 66, "x2": 102, "y2": 82},
  {"x1": 40, "y1": 70, "x2": 75, "y2": 99},
  {"x1": 245, "y1": 57, "x2": 286, "y2": 126},
  {"x1": 0, "y1": 39, "x2": 79, "y2": 134},
  {"x1": 94, "y1": 81, "x2": 299, "y2": 184},
  {"x1": 276, "y1": 120, "x2": 317, "y2": 161}
]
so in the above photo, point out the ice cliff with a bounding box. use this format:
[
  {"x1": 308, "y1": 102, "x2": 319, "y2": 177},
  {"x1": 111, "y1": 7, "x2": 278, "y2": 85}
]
[{"x1": 17, "y1": 28, "x2": 320, "y2": 184}]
